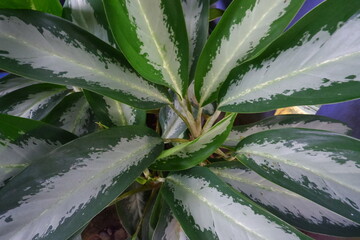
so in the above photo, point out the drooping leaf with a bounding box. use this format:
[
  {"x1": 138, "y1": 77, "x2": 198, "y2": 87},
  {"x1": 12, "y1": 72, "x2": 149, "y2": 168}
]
[
  {"x1": 63, "y1": 0, "x2": 117, "y2": 47},
  {"x1": 84, "y1": 90, "x2": 145, "y2": 127},
  {"x1": 209, "y1": 161, "x2": 360, "y2": 237},
  {"x1": 195, "y1": 0, "x2": 305, "y2": 106},
  {"x1": 152, "y1": 200, "x2": 189, "y2": 240},
  {"x1": 224, "y1": 114, "x2": 352, "y2": 147},
  {"x1": 236, "y1": 128, "x2": 360, "y2": 224},
  {"x1": 104, "y1": 0, "x2": 189, "y2": 97},
  {"x1": 0, "y1": 126, "x2": 163, "y2": 240},
  {"x1": 42, "y1": 92, "x2": 97, "y2": 136},
  {"x1": 0, "y1": 83, "x2": 70, "y2": 120},
  {"x1": 0, "y1": 0, "x2": 62, "y2": 16},
  {"x1": 162, "y1": 167, "x2": 311, "y2": 240},
  {"x1": 0, "y1": 114, "x2": 76, "y2": 187},
  {"x1": 116, "y1": 183, "x2": 146, "y2": 236},
  {"x1": 151, "y1": 113, "x2": 235, "y2": 171},
  {"x1": 181, "y1": 0, "x2": 209, "y2": 80},
  {"x1": 0, "y1": 74, "x2": 36, "y2": 97},
  {"x1": 219, "y1": 0, "x2": 360, "y2": 112},
  {"x1": 0, "y1": 9, "x2": 171, "y2": 109}
]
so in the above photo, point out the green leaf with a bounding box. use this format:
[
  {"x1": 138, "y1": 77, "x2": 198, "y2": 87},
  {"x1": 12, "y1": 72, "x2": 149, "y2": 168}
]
[
  {"x1": 0, "y1": 126, "x2": 163, "y2": 240},
  {"x1": 104, "y1": 0, "x2": 189, "y2": 97},
  {"x1": 162, "y1": 167, "x2": 311, "y2": 240},
  {"x1": 209, "y1": 8, "x2": 223, "y2": 21},
  {"x1": 236, "y1": 128, "x2": 360, "y2": 225},
  {"x1": 151, "y1": 113, "x2": 235, "y2": 171},
  {"x1": 219, "y1": 0, "x2": 360, "y2": 112},
  {"x1": 0, "y1": 74, "x2": 36, "y2": 97},
  {"x1": 181, "y1": 0, "x2": 209, "y2": 80},
  {"x1": 0, "y1": 114, "x2": 76, "y2": 187},
  {"x1": 152, "y1": 200, "x2": 189, "y2": 240},
  {"x1": 209, "y1": 161, "x2": 360, "y2": 237},
  {"x1": 224, "y1": 114, "x2": 352, "y2": 147},
  {"x1": 116, "y1": 183, "x2": 146, "y2": 236},
  {"x1": 0, "y1": 83, "x2": 69, "y2": 120},
  {"x1": 0, "y1": 0, "x2": 62, "y2": 16},
  {"x1": 84, "y1": 90, "x2": 145, "y2": 127},
  {"x1": 42, "y1": 92, "x2": 97, "y2": 136},
  {"x1": 195, "y1": 0, "x2": 305, "y2": 106},
  {"x1": 0, "y1": 9, "x2": 171, "y2": 109},
  {"x1": 63, "y1": 0, "x2": 117, "y2": 47}
]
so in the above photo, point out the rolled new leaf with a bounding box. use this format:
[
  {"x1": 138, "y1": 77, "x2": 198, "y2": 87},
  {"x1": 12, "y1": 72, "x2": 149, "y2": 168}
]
[
  {"x1": 224, "y1": 114, "x2": 352, "y2": 147},
  {"x1": 195, "y1": 0, "x2": 305, "y2": 106},
  {"x1": 236, "y1": 128, "x2": 360, "y2": 224},
  {"x1": 104, "y1": 0, "x2": 189, "y2": 97},
  {"x1": 0, "y1": 126, "x2": 163, "y2": 240},
  {"x1": 0, "y1": 9, "x2": 171, "y2": 109},
  {"x1": 0, "y1": 114, "x2": 76, "y2": 187},
  {"x1": 151, "y1": 113, "x2": 235, "y2": 171},
  {"x1": 219, "y1": 0, "x2": 360, "y2": 112},
  {"x1": 209, "y1": 161, "x2": 360, "y2": 237},
  {"x1": 162, "y1": 167, "x2": 311, "y2": 240}
]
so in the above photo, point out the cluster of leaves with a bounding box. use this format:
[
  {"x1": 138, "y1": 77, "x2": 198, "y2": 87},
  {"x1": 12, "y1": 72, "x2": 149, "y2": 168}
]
[{"x1": 0, "y1": 0, "x2": 360, "y2": 239}]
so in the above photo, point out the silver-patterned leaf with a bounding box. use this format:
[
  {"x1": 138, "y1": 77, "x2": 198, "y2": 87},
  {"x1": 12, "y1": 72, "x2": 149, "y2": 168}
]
[{"x1": 0, "y1": 74, "x2": 36, "y2": 97}]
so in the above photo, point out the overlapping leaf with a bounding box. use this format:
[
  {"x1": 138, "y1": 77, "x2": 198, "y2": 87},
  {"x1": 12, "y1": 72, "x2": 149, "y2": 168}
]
[
  {"x1": 219, "y1": 0, "x2": 360, "y2": 112},
  {"x1": 224, "y1": 114, "x2": 352, "y2": 147},
  {"x1": 0, "y1": 9, "x2": 171, "y2": 109},
  {"x1": 195, "y1": 0, "x2": 305, "y2": 106},
  {"x1": 104, "y1": 0, "x2": 189, "y2": 97},
  {"x1": 162, "y1": 167, "x2": 311, "y2": 240},
  {"x1": 0, "y1": 126, "x2": 163, "y2": 240},
  {"x1": 236, "y1": 128, "x2": 360, "y2": 224},
  {"x1": 209, "y1": 161, "x2": 360, "y2": 237},
  {"x1": 0, "y1": 0, "x2": 62, "y2": 16},
  {"x1": 0, "y1": 74, "x2": 36, "y2": 97}
]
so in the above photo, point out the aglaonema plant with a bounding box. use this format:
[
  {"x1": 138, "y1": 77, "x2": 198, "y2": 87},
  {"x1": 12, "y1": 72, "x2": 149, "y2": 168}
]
[{"x1": 0, "y1": 0, "x2": 360, "y2": 239}]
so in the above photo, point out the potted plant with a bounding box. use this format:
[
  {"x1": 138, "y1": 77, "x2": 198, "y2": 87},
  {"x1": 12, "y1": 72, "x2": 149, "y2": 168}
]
[{"x1": 0, "y1": 0, "x2": 360, "y2": 239}]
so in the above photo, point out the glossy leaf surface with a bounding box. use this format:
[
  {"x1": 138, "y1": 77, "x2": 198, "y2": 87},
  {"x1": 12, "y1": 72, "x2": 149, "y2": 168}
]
[
  {"x1": 236, "y1": 128, "x2": 360, "y2": 224},
  {"x1": 0, "y1": 126, "x2": 163, "y2": 240},
  {"x1": 42, "y1": 92, "x2": 97, "y2": 136},
  {"x1": 84, "y1": 90, "x2": 145, "y2": 127},
  {"x1": 151, "y1": 114, "x2": 235, "y2": 171},
  {"x1": 181, "y1": 0, "x2": 209, "y2": 80},
  {"x1": 209, "y1": 161, "x2": 360, "y2": 237},
  {"x1": 162, "y1": 167, "x2": 311, "y2": 240},
  {"x1": 104, "y1": 0, "x2": 189, "y2": 97},
  {"x1": 0, "y1": 74, "x2": 36, "y2": 97},
  {"x1": 0, "y1": 114, "x2": 76, "y2": 186},
  {"x1": 195, "y1": 0, "x2": 305, "y2": 106},
  {"x1": 0, "y1": 9, "x2": 171, "y2": 109},
  {"x1": 0, "y1": 0, "x2": 62, "y2": 16},
  {"x1": 0, "y1": 83, "x2": 69, "y2": 120},
  {"x1": 219, "y1": 0, "x2": 360, "y2": 112},
  {"x1": 63, "y1": 0, "x2": 116, "y2": 47},
  {"x1": 224, "y1": 114, "x2": 352, "y2": 147}
]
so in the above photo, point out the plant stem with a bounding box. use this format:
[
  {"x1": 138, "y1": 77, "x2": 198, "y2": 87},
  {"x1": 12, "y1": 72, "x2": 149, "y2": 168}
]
[
  {"x1": 110, "y1": 184, "x2": 159, "y2": 205},
  {"x1": 201, "y1": 110, "x2": 221, "y2": 134},
  {"x1": 163, "y1": 138, "x2": 190, "y2": 143}
]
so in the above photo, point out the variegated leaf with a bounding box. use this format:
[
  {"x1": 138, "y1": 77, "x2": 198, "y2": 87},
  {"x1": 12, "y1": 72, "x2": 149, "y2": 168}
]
[
  {"x1": 181, "y1": 0, "x2": 209, "y2": 80},
  {"x1": 0, "y1": 9, "x2": 171, "y2": 109},
  {"x1": 224, "y1": 114, "x2": 352, "y2": 147},
  {"x1": 0, "y1": 114, "x2": 76, "y2": 187},
  {"x1": 84, "y1": 90, "x2": 145, "y2": 127},
  {"x1": 195, "y1": 0, "x2": 305, "y2": 106},
  {"x1": 219, "y1": 0, "x2": 360, "y2": 112},
  {"x1": 104, "y1": 0, "x2": 189, "y2": 97},
  {"x1": 152, "y1": 200, "x2": 189, "y2": 240},
  {"x1": 209, "y1": 161, "x2": 360, "y2": 237},
  {"x1": 162, "y1": 167, "x2": 311, "y2": 240},
  {"x1": 0, "y1": 83, "x2": 69, "y2": 120},
  {"x1": 0, "y1": 126, "x2": 163, "y2": 240},
  {"x1": 42, "y1": 92, "x2": 97, "y2": 136},
  {"x1": 151, "y1": 113, "x2": 235, "y2": 171},
  {"x1": 63, "y1": 0, "x2": 117, "y2": 47},
  {"x1": 236, "y1": 128, "x2": 360, "y2": 224},
  {"x1": 0, "y1": 0, "x2": 62, "y2": 16},
  {"x1": 0, "y1": 74, "x2": 36, "y2": 97}
]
